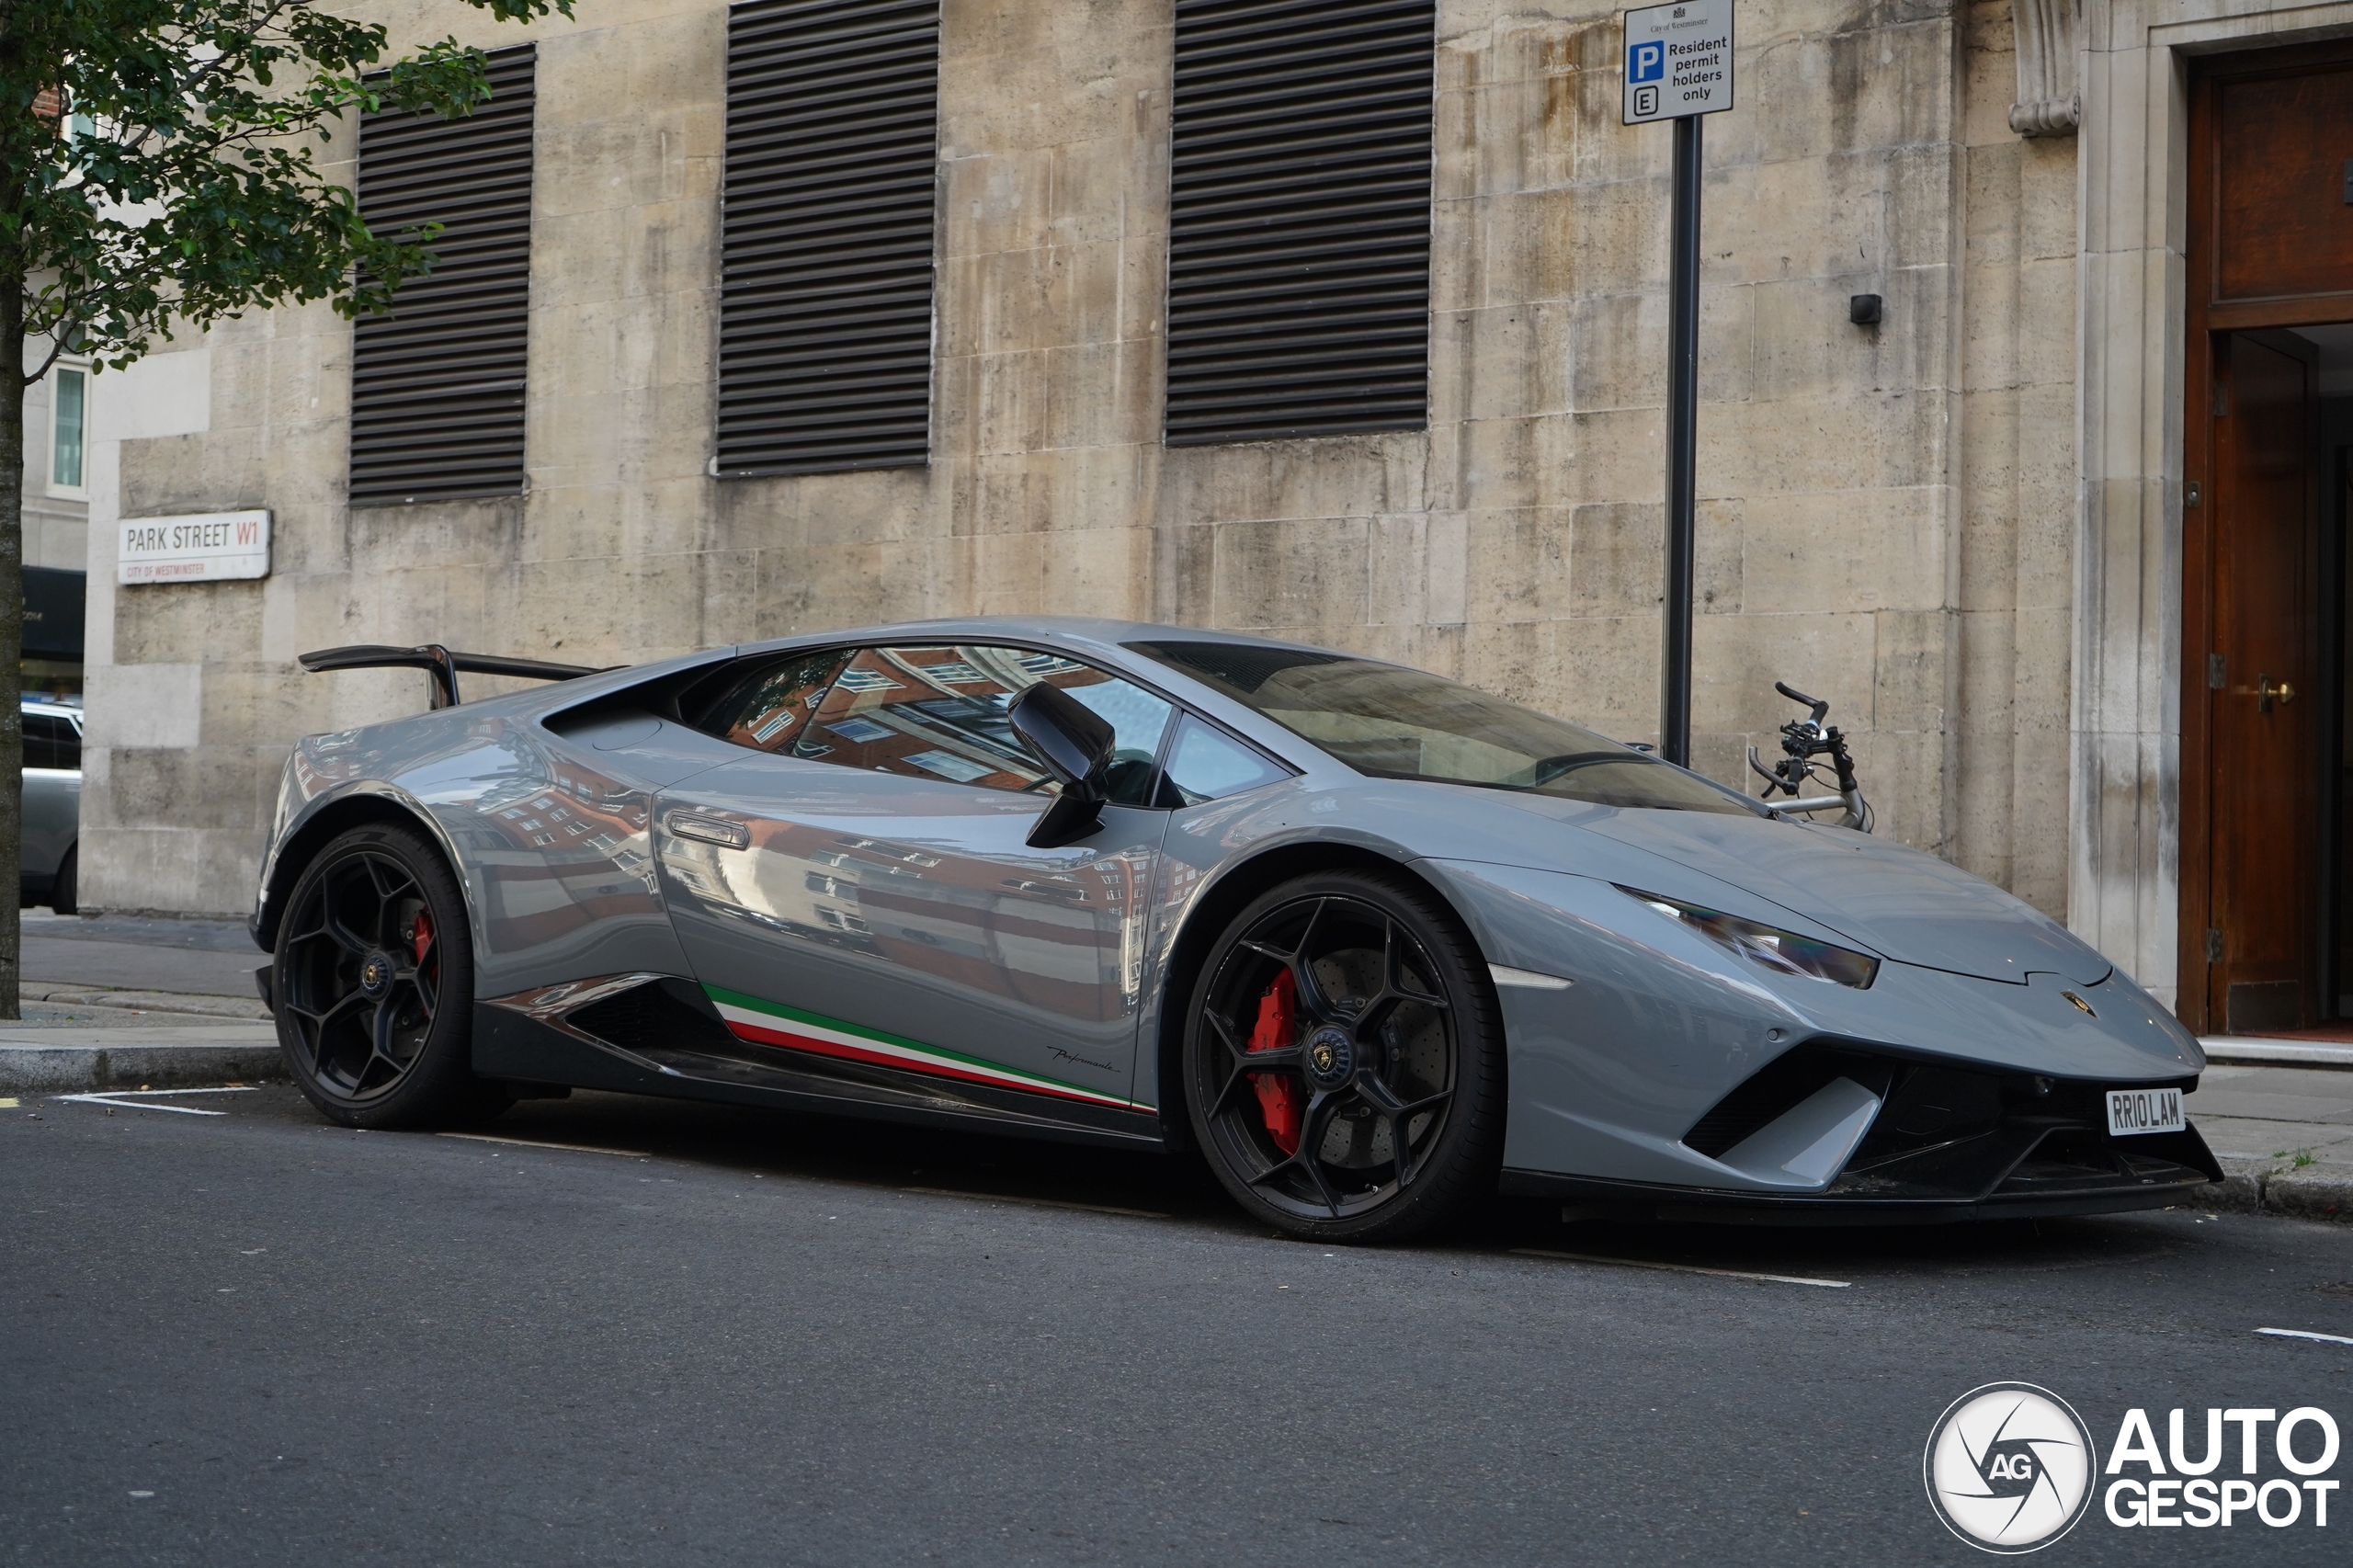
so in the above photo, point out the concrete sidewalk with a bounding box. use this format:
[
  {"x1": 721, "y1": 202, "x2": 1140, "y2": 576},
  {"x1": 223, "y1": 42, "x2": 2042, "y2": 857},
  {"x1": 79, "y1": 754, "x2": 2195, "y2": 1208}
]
[
  {"x1": 17, "y1": 915, "x2": 267, "y2": 1022},
  {"x1": 0, "y1": 914, "x2": 279, "y2": 1093},
  {"x1": 22, "y1": 911, "x2": 266, "y2": 997},
  {"x1": 0, "y1": 1025, "x2": 281, "y2": 1093},
  {"x1": 2189, "y1": 1056, "x2": 2353, "y2": 1220}
]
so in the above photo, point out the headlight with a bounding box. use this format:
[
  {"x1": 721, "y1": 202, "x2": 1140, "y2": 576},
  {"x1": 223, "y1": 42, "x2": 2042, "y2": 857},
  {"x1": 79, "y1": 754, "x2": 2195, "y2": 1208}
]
[{"x1": 1620, "y1": 887, "x2": 1879, "y2": 989}]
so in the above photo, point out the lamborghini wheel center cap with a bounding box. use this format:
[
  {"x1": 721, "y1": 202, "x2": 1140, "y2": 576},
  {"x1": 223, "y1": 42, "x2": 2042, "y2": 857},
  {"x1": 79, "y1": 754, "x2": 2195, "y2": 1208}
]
[
  {"x1": 358, "y1": 952, "x2": 394, "y2": 998},
  {"x1": 1303, "y1": 1025, "x2": 1355, "y2": 1089}
]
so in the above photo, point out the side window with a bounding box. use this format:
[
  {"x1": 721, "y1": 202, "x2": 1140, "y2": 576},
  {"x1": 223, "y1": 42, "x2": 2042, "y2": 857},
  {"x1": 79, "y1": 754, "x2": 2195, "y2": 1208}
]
[
  {"x1": 1158, "y1": 714, "x2": 1292, "y2": 806},
  {"x1": 801, "y1": 644, "x2": 1174, "y2": 802},
  {"x1": 21, "y1": 713, "x2": 65, "y2": 771},
  {"x1": 56, "y1": 716, "x2": 80, "y2": 771},
  {"x1": 687, "y1": 649, "x2": 851, "y2": 754}
]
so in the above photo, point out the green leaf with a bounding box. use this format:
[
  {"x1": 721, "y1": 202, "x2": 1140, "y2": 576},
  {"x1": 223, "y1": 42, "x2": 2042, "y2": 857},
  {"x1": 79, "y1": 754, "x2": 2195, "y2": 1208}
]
[{"x1": 0, "y1": 0, "x2": 576, "y2": 371}]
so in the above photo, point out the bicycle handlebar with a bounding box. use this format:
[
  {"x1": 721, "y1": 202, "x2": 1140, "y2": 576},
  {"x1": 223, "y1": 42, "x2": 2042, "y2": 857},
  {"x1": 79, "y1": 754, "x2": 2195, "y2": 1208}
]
[{"x1": 1773, "y1": 681, "x2": 1830, "y2": 726}]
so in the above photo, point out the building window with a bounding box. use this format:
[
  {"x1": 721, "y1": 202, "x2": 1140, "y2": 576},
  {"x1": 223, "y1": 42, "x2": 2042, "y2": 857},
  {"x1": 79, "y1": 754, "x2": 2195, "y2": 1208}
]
[
  {"x1": 348, "y1": 46, "x2": 537, "y2": 506},
  {"x1": 717, "y1": 0, "x2": 939, "y2": 477},
  {"x1": 1165, "y1": 0, "x2": 1436, "y2": 446},
  {"x1": 49, "y1": 365, "x2": 85, "y2": 495}
]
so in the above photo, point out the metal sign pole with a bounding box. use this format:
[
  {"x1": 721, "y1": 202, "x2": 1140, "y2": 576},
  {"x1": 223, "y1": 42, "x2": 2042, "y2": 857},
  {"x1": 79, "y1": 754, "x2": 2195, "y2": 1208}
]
[
  {"x1": 1660, "y1": 111, "x2": 1701, "y2": 767},
  {"x1": 1622, "y1": 0, "x2": 1733, "y2": 769}
]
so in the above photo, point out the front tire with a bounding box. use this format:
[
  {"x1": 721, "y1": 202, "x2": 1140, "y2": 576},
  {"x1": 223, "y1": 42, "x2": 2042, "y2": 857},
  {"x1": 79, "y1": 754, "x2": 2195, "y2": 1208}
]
[
  {"x1": 274, "y1": 822, "x2": 508, "y2": 1129},
  {"x1": 1184, "y1": 869, "x2": 1506, "y2": 1243}
]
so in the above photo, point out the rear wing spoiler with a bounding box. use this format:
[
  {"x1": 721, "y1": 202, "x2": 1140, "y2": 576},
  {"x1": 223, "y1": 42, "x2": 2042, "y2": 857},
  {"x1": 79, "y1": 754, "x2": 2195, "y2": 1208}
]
[{"x1": 298, "y1": 643, "x2": 613, "y2": 710}]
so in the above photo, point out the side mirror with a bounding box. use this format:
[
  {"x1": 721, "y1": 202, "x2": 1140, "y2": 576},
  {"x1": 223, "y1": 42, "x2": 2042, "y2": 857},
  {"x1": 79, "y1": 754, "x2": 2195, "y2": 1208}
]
[{"x1": 1008, "y1": 683, "x2": 1116, "y2": 848}]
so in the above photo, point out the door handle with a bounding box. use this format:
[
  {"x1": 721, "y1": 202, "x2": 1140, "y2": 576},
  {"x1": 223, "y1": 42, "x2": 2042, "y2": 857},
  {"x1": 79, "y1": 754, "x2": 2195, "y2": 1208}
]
[
  {"x1": 2257, "y1": 676, "x2": 2295, "y2": 713},
  {"x1": 665, "y1": 811, "x2": 749, "y2": 849}
]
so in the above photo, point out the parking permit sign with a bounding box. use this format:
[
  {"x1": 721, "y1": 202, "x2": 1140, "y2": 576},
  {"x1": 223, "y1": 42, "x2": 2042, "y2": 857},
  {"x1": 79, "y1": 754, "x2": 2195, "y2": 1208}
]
[{"x1": 1623, "y1": 0, "x2": 1734, "y2": 124}]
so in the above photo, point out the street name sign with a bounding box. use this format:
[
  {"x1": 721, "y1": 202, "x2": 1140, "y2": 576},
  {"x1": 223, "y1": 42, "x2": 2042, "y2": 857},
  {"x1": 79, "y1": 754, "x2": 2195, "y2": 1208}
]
[
  {"x1": 119, "y1": 510, "x2": 272, "y2": 585},
  {"x1": 1622, "y1": 0, "x2": 1734, "y2": 124}
]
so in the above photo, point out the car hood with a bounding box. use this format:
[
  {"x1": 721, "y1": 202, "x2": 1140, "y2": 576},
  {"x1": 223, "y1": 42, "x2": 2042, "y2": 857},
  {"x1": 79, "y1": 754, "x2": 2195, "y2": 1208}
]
[{"x1": 1486, "y1": 798, "x2": 2113, "y2": 987}]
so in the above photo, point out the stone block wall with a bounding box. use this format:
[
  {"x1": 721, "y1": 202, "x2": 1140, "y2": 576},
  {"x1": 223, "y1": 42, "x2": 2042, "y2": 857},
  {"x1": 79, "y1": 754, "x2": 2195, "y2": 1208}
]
[{"x1": 81, "y1": 0, "x2": 2081, "y2": 929}]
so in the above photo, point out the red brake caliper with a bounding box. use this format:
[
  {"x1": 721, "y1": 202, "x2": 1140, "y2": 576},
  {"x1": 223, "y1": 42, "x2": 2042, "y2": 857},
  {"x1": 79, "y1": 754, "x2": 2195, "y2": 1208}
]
[
  {"x1": 410, "y1": 908, "x2": 435, "y2": 968},
  {"x1": 1246, "y1": 968, "x2": 1304, "y2": 1155}
]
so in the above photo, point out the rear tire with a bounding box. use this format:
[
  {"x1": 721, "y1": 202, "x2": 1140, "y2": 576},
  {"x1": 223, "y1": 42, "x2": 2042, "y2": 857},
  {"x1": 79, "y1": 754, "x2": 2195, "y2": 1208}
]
[
  {"x1": 50, "y1": 845, "x2": 76, "y2": 915},
  {"x1": 273, "y1": 822, "x2": 508, "y2": 1129},
  {"x1": 1184, "y1": 869, "x2": 1506, "y2": 1244}
]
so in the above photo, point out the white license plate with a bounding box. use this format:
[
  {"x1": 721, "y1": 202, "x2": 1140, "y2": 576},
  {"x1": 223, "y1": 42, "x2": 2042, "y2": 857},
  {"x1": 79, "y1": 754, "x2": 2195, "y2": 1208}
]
[{"x1": 2106, "y1": 1086, "x2": 2186, "y2": 1138}]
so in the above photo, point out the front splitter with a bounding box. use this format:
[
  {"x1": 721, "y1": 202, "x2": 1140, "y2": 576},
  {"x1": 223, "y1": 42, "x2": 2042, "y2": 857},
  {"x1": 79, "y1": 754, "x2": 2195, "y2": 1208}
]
[{"x1": 1497, "y1": 1166, "x2": 2218, "y2": 1227}]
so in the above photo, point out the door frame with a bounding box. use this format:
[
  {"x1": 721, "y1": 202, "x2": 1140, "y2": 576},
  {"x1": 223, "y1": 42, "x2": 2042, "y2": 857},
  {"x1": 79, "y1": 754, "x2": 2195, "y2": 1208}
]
[
  {"x1": 2070, "y1": 6, "x2": 2353, "y2": 1017},
  {"x1": 2177, "y1": 42, "x2": 2353, "y2": 1032}
]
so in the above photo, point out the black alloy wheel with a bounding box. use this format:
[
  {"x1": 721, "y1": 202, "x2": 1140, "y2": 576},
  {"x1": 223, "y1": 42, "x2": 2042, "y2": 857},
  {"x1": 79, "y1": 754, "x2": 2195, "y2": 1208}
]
[
  {"x1": 1186, "y1": 870, "x2": 1505, "y2": 1243},
  {"x1": 274, "y1": 823, "x2": 506, "y2": 1129}
]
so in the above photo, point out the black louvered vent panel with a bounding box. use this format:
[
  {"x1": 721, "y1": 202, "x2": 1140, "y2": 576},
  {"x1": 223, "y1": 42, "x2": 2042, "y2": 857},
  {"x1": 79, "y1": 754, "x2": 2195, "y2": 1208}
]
[
  {"x1": 1166, "y1": 0, "x2": 1435, "y2": 446},
  {"x1": 720, "y1": 0, "x2": 939, "y2": 476},
  {"x1": 350, "y1": 47, "x2": 536, "y2": 506}
]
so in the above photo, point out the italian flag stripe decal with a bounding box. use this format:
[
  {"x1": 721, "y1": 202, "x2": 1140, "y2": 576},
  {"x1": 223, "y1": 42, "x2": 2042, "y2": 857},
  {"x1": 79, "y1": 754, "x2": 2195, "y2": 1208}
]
[{"x1": 703, "y1": 985, "x2": 1130, "y2": 1110}]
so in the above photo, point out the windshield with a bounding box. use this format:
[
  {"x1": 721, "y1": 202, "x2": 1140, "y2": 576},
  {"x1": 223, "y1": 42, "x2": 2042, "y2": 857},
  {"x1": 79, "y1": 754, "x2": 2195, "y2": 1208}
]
[{"x1": 1130, "y1": 642, "x2": 1766, "y2": 815}]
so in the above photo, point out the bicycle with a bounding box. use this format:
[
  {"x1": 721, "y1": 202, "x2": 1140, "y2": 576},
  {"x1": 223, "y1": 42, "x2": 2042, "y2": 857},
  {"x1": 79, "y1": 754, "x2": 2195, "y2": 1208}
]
[{"x1": 1745, "y1": 681, "x2": 1872, "y2": 832}]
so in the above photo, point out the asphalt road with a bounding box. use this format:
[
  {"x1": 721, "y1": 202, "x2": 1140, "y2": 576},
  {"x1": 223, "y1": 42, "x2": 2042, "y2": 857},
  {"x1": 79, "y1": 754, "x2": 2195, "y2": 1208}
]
[{"x1": 5, "y1": 1085, "x2": 2350, "y2": 1566}]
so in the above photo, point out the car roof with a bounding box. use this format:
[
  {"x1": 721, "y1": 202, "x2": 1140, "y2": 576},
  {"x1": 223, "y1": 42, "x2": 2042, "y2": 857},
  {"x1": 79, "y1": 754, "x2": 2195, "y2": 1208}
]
[{"x1": 729, "y1": 616, "x2": 1361, "y2": 668}]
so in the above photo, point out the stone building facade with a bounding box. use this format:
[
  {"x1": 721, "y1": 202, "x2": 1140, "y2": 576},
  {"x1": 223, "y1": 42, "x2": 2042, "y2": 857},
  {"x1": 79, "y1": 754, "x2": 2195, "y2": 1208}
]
[{"x1": 71, "y1": 0, "x2": 2353, "y2": 1023}]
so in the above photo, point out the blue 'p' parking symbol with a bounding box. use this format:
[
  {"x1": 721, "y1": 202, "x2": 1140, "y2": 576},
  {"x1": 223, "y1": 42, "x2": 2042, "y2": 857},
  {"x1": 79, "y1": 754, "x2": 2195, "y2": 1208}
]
[{"x1": 1630, "y1": 40, "x2": 1665, "y2": 83}]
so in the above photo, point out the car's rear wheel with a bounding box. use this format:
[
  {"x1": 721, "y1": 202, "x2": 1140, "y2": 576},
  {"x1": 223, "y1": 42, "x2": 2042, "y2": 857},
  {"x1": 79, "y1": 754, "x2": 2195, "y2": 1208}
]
[
  {"x1": 50, "y1": 845, "x2": 75, "y2": 915},
  {"x1": 274, "y1": 823, "x2": 508, "y2": 1129},
  {"x1": 1185, "y1": 870, "x2": 1506, "y2": 1243}
]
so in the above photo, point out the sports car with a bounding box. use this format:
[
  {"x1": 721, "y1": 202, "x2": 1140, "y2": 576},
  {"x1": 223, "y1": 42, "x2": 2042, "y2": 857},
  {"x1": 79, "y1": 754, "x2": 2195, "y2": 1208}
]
[{"x1": 250, "y1": 618, "x2": 2220, "y2": 1241}]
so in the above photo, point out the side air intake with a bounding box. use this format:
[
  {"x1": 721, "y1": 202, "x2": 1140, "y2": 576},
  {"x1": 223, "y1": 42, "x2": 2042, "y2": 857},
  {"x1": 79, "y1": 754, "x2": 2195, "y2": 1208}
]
[{"x1": 568, "y1": 979, "x2": 740, "y2": 1057}]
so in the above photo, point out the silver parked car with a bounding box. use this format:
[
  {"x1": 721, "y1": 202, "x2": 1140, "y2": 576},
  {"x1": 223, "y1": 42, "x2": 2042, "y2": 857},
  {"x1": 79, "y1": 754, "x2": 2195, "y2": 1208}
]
[
  {"x1": 21, "y1": 698, "x2": 81, "y2": 914},
  {"x1": 252, "y1": 620, "x2": 2217, "y2": 1243}
]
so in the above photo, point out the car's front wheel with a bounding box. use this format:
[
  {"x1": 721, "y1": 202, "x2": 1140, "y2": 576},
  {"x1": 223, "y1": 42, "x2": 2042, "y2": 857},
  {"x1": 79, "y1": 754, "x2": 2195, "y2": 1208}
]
[
  {"x1": 1185, "y1": 869, "x2": 1506, "y2": 1243},
  {"x1": 274, "y1": 822, "x2": 508, "y2": 1129}
]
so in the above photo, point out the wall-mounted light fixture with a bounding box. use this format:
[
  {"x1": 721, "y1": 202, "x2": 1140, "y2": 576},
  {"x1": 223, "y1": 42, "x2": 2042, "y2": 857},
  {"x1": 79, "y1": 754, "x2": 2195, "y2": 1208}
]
[{"x1": 1849, "y1": 293, "x2": 1883, "y2": 327}]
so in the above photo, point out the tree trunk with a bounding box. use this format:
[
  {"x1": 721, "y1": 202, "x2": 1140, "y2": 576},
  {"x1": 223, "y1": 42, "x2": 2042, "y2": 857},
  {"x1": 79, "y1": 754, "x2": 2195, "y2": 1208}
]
[{"x1": 0, "y1": 281, "x2": 24, "y2": 1020}]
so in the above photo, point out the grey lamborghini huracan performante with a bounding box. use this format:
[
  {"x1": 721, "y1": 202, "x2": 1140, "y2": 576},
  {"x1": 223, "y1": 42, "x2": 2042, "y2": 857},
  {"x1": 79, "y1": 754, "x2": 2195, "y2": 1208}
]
[{"x1": 251, "y1": 619, "x2": 2218, "y2": 1242}]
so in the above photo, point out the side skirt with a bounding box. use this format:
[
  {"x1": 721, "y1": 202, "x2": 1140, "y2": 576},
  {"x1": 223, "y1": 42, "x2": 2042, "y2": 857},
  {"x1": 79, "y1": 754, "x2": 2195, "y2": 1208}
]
[{"x1": 473, "y1": 979, "x2": 1165, "y2": 1153}]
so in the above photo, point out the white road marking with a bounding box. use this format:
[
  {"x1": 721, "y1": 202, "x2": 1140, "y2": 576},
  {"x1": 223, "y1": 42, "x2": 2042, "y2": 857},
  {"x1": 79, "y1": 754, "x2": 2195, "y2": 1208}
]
[
  {"x1": 1511, "y1": 1247, "x2": 1850, "y2": 1289},
  {"x1": 52, "y1": 1089, "x2": 253, "y2": 1117},
  {"x1": 436, "y1": 1131, "x2": 649, "y2": 1158},
  {"x1": 901, "y1": 1186, "x2": 1169, "y2": 1220},
  {"x1": 2256, "y1": 1326, "x2": 2353, "y2": 1347}
]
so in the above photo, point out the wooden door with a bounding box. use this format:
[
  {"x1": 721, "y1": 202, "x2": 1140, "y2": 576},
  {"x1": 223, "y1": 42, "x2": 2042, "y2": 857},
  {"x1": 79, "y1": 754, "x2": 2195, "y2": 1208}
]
[
  {"x1": 2181, "y1": 44, "x2": 2353, "y2": 1033},
  {"x1": 2202, "y1": 333, "x2": 2320, "y2": 1032}
]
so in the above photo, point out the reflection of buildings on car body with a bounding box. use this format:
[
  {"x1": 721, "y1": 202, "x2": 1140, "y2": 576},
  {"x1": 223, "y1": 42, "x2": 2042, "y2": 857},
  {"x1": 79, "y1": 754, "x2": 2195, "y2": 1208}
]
[
  {"x1": 662, "y1": 820, "x2": 1154, "y2": 1025},
  {"x1": 662, "y1": 642, "x2": 1167, "y2": 1023},
  {"x1": 710, "y1": 644, "x2": 1102, "y2": 792},
  {"x1": 472, "y1": 767, "x2": 663, "y2": 957},
  {"x1": 71, "y1": 0, "x2": 2353, "y2": 1031},
  {"x1": 282, "y1": 720, "x2": 666, "y2": 956}
]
